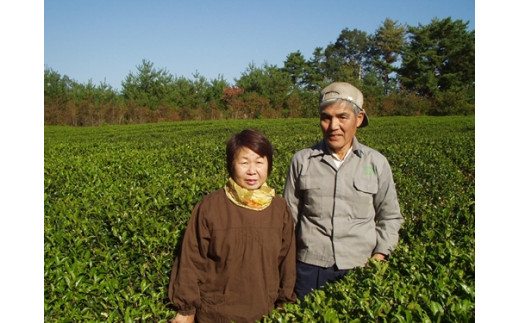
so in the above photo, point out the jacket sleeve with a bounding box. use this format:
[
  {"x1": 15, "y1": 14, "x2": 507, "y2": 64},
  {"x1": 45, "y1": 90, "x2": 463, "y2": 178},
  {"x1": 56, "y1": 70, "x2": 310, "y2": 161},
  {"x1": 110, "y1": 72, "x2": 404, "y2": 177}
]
[
  {"x1": 275, "y1": 201, "x2": 297, "y2": 306},
  {"x1": 373, "y1": 158, "x2": 404, "y2": 256},
  {"x1": 168, "y1": 201, "x2": 210, "y2": 315},
  {"x1": 283, "y1": 154, "x2": 302, "y2": 228}
]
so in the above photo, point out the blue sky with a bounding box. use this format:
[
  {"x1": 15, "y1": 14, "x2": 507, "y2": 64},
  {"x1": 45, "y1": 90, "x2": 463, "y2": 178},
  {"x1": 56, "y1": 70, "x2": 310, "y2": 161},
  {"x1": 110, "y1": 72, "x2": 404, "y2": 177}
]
[{"x1": 44, "y1": 0, "x2": 475, "y2": 91}]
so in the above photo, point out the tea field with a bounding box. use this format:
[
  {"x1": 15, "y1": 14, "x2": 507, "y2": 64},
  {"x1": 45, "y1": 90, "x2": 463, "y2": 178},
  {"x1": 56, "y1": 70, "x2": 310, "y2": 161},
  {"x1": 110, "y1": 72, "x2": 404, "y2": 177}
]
[{"x1": 44, "y1": 116, "x2": 475, "y2": 322}]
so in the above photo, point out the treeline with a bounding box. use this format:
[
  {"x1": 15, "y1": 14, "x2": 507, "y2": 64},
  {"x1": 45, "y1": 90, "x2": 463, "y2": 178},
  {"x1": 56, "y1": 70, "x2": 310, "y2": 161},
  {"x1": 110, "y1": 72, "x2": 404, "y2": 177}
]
[{"x1": 44, "y1": 17, "x2": 474, "y2": 126}]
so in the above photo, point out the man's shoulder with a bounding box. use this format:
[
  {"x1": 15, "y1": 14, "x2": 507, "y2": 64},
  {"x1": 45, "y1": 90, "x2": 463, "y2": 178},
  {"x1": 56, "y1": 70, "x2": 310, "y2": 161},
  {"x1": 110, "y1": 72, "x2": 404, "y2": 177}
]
[
  {"x1": 292, "y1": 142, "x2": 324, "y2": 159},
  {"x1": 355, "y1": 141, "x2": 391, "y2": 169},
  {"x1": 355, "y1": 140, "x2": 386, "y2": 159}
]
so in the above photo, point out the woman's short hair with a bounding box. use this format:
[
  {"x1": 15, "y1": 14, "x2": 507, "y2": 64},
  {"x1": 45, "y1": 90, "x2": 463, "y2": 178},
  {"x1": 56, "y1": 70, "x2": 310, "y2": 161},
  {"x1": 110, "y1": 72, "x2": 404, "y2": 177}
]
[{"x1": 226, "y1": 129, "x2": 273, "y2": 177}]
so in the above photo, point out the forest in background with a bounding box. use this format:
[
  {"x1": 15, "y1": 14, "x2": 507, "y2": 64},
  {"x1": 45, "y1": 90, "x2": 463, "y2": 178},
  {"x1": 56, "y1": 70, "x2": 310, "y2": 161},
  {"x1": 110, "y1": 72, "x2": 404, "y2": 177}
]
[{"x1": 44, "y1": 17, "x2": 474, "y2": 126}]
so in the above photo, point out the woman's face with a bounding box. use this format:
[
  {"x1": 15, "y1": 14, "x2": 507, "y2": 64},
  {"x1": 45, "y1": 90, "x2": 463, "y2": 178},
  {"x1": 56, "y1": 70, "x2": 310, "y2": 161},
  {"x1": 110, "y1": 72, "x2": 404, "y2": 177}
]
[{"x1": 232, "y1": 146, "x2": 269, "y2": 190}]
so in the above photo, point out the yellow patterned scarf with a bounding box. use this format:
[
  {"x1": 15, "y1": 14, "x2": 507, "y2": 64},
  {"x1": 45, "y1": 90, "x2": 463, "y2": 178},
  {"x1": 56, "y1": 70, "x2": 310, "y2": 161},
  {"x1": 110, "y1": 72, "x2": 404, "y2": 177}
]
[{"x1": 224, "y1": 177, "x2": 275, "y2": 211}]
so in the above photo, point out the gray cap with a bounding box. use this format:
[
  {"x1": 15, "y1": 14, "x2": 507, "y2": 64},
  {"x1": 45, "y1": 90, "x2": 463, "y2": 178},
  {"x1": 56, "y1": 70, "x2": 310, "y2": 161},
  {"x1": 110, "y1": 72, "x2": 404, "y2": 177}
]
[{"x1": 319, "y1": 82, "x2": 368, "y2": 127}]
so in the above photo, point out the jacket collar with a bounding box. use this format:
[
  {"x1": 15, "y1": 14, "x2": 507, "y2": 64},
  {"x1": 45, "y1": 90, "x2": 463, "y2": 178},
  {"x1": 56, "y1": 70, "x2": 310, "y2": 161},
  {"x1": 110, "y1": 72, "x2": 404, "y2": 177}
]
[{"x1": 310, "y1": 137, "x2": 364, "y2": 158}]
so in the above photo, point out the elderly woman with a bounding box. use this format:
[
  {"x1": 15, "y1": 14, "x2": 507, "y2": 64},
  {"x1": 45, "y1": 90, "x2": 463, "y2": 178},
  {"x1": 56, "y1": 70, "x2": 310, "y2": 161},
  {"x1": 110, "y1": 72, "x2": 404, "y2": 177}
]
[{"x1": 168, "y1": 129, "x2": 296, "y2": 323}]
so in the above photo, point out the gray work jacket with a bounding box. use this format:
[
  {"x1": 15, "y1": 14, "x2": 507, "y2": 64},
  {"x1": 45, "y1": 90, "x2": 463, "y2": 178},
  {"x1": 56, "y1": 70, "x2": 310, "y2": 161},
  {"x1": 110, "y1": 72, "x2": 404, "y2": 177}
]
[{"x1": 283, "y1": 137, "x2": 403, "y2": 270}]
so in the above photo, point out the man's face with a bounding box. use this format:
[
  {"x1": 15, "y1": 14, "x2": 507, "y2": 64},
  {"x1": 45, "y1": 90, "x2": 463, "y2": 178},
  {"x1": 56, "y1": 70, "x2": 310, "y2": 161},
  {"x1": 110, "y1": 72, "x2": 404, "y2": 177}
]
[{"x1": 319, "y1": 100, "x2": 365, "y2": 159}]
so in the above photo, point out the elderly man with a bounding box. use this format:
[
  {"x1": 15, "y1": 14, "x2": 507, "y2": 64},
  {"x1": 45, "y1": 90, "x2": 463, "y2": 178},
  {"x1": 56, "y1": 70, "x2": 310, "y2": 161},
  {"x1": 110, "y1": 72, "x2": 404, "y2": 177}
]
[{"x1": 283, "y1": 82, "x2": 404, "y2": 300}]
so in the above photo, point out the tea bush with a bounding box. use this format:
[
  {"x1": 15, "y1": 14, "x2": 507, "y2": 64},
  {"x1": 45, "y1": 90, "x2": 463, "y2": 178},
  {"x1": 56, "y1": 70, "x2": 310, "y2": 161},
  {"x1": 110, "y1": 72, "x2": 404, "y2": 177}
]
[{"x1": 44, "y1": 116, "x2": 474, "y2": 322}]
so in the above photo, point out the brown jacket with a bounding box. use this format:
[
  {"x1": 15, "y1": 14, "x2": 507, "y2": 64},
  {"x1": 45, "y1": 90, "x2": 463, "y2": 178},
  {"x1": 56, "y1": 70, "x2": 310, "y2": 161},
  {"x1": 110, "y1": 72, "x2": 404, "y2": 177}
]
[{"x1": 168, "y1": 188, "x2": 296, "y2": 323}]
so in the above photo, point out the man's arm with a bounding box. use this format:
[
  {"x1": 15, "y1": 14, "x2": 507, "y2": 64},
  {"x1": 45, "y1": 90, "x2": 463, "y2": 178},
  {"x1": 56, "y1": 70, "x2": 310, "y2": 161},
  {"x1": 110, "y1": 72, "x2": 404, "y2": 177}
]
[
  {"x1": 373, "y1": 159, "x2": 404, "y2": 256},
  {"x1": 283, "y1": 155, "x2": 301, "y2": 226}
]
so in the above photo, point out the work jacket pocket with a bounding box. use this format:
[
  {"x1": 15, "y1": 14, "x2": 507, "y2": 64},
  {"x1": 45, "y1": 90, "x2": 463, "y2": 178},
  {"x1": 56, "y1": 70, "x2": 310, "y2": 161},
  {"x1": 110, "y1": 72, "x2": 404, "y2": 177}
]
[
  {"x1": 299, "y1": 174, "x2": 322, "y2": 216},
  {"x1": 353, "y1": 178, "x2": 378, "y2": 195},
  {"x1": 351, "y1": 178, "x2": 378, "y2": 219}
]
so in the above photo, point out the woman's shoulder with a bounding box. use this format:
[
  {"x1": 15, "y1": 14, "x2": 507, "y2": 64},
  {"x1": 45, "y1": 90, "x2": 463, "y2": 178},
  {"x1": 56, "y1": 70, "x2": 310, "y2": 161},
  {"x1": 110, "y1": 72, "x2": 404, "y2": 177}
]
[
  {"x1": 191, "y1": 188, "x2": 228, "y2": 221},
  {"x1": 271, "y1": 195, "x2": 289, "y2": 209},
  {"x1": 198, "y1": 188, "x2": 226, "y2": 205}
]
